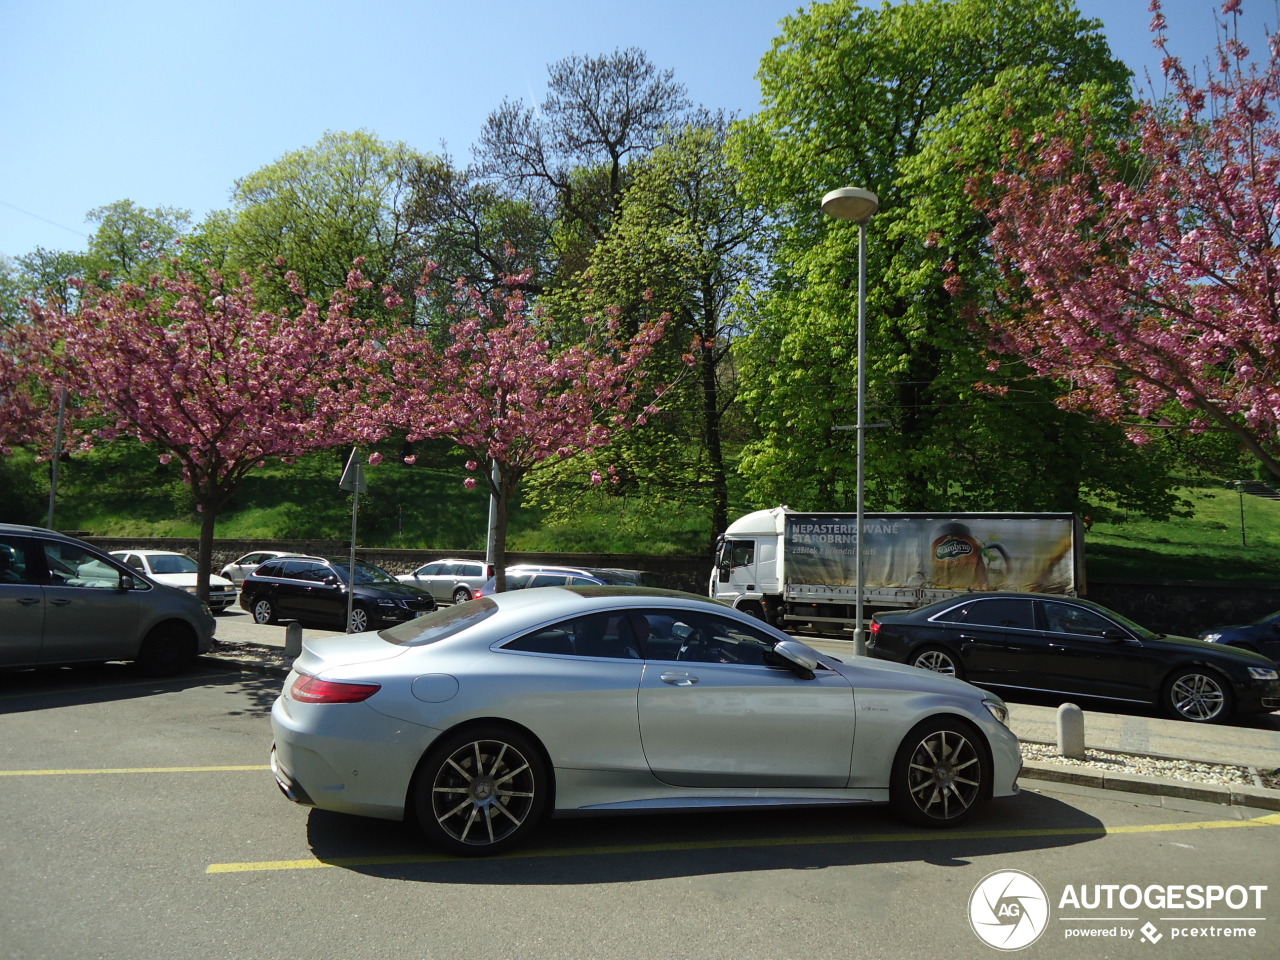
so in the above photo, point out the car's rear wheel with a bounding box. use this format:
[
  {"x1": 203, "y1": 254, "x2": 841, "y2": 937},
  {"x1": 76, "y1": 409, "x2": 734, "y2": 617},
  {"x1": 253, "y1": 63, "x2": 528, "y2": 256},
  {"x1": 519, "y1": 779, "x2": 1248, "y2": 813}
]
[
  {"x1": 890, "y1": 717, "x2": 988, "y2": 827},
  {"x1": 910, "y1": 645, "x2": 963, "y2": 680},
  {"x1": 412, "y1": 725, "x2": 549, "y2": 856},
  {"x1": 251, "y1": 598, "x2": 276, "y2": 625},
  {"x1": 1164, "y1": 669, "x2": 1232, "y2": 723},
  {"x1": 452, "y1": 587, "x2": 471, "y2": 605},
  {"x1": 135, "y1": 623, "x2": 197, "y2": 677}
]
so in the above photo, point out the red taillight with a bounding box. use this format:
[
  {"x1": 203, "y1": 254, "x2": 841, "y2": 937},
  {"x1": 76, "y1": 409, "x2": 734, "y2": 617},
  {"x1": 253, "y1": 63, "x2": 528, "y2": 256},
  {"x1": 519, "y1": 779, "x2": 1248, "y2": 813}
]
[
  {"x1": 290, "y1": 675, "x2": 381, "y2": 704},
  {"x1": 870, "y1": 620, "x2": 881, "y2": 635}
]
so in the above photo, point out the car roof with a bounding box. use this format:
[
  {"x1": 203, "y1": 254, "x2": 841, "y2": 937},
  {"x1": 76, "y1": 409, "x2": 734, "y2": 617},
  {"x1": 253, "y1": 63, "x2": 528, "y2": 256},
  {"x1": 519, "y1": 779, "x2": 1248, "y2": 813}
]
[
  {"x1": 487, "y1": 584, "x2": 726, "y2": 614},
  {"x1": 111, "y1": 549, "x2": 189, "y2": 557}
]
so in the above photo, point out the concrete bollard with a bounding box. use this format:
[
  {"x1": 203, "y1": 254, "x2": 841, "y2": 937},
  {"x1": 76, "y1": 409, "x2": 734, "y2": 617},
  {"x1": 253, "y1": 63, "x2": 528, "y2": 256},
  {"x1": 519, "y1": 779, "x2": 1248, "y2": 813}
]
[
  {"x1": 284, "y1": 621, "x2": 303, "y2": 658},
  {"x1": 1056, "y1": 702, "x2": 1086, "y2": 759}
]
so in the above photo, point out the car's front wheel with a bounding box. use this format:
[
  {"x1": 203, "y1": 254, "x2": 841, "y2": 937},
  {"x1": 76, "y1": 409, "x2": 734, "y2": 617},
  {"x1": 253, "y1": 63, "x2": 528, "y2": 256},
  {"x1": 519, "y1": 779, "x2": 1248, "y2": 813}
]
[
  {"x1": 1164, "y1": 669, "x2": 1232, "y2": 723},
  {"x1": 346, "y1": 605, "x2": 375, "y2": 633},
  {"x1": 890, "y1": 717, "x2": 988, "y2": 827},
  {"x1": 910, "y1": 645, "x2": 963, "y2": 680},
  {"x1": 412, "y1": 725, "x2": 549, "y2": 856},
  {"x1": 251, "y1": 598, "x2": 276, "y2": 625}
]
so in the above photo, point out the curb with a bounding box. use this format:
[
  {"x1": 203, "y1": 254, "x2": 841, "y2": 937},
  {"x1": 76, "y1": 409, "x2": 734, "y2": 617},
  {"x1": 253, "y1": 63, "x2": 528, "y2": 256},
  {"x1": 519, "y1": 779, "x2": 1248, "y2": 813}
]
[
  {"x1": 200, "y1": 650, "x2": 1280, "y2": 812},
  {"x1": 1019, "y1": 760, "x2": 1280, "y2": 811}
]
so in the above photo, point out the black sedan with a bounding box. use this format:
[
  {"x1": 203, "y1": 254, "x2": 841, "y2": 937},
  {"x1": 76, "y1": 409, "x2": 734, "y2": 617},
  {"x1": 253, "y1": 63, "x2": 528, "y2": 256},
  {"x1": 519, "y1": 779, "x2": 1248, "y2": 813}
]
[
  {"x1": 239, "y1": 556, "x2": 435, "y2": 633},
  {"x1": 1199, "y1": 611, "x2": 1280, "y2": 665},
  {"x1": 867, "y1": 593, "x2": 1280, "y2": 724}
]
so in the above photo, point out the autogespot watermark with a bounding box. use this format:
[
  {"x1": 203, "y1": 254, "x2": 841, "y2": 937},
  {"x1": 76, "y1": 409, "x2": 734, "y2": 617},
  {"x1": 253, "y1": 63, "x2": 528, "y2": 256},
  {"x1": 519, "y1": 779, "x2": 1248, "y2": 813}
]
[{"x1": 968, "y1": 871, "x2": 1269, "y2": 950}]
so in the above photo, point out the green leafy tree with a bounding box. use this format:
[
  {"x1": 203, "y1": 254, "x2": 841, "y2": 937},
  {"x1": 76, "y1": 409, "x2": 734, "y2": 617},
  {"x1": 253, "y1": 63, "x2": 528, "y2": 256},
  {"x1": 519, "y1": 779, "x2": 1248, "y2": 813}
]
[
  {"x1": 225, "y1": 130, "x2": 427, "y2": 313},
  {"x1": 529, "y1": 119, "x2": 766, "y2": 540},
  {"x1": 728, "y1": 0, "x2": 1183, "y2": 517}
]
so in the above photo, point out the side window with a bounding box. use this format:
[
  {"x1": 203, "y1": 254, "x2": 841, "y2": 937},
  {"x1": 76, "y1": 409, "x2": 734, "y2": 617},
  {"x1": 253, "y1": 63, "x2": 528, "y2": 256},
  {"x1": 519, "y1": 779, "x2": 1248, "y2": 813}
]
[
  {"x1": 503, "y1": 611, "x2": 644, "y2": 659},
  {"x1": 419, "y1": 562, "x2": 444, "y2": 577},
  {"x1": 529, "y1": 574, "x2": 569, "y2": 587},
  {"x1": 254, "y1": 561, "x2": 282, "y2": 578},
  {"x1": 42, "y1": 542, "x2": 124, "y2": 589},
  {"x1": 124, "y1": 555, "x2": 146, "y2": 571},
  {"x1": 0, "y1": 535, "x2": 37, "y2": 585},
  {"x1": 460, "y1": 562, "x2": 483, "y2": 577},
  {"x1": 645, "y1": 610, "x2": 779, "y2": 666},
  {"x1": 730, "y1": 540, "x2": 755, "y2": 568},
  {"x1": 1043, "y1": 602, "x2": 1115, "y2": 638},
  {"x1": 957, "y1": 599, "x2": 1034, "y2": 629},
  {"x1": 277, "y1": 560, "x2": 312, "y2": 580}
]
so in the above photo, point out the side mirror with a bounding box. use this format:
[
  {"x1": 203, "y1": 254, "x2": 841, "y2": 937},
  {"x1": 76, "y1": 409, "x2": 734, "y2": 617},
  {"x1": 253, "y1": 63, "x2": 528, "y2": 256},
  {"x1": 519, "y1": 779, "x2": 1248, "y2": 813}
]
[
  {"x1": 771, "y1": 639, "x2": 819, "y2": 680},
  {"x1": 118, "y1": 575, "x2": 138, "y2": 592},
  {"x1": 323, "y1": 575, "x2": 342, "y2": 586},
  {"x1": 1101, "y1": 629, "x2": 1131, "y2": 642}
]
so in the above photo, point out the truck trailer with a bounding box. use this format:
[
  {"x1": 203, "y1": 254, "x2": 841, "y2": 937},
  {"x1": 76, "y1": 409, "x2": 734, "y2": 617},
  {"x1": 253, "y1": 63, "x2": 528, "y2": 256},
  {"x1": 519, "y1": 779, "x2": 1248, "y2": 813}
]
[{"x1": 710, "y1": 506, "x2": 1085, "y2": 629}]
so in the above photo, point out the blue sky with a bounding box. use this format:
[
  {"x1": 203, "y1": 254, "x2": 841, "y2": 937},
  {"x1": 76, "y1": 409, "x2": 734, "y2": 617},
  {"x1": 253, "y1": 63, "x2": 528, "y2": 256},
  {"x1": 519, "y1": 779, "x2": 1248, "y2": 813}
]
[{"x1": 1, "y1": 0, "x2": 1272, "y2": 259}]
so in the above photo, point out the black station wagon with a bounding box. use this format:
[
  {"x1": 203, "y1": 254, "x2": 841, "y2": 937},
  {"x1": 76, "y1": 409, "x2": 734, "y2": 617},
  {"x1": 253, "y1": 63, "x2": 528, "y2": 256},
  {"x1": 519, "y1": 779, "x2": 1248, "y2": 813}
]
[{"x1": 239, "y1": 556, "x2": 436, "y2": 633}]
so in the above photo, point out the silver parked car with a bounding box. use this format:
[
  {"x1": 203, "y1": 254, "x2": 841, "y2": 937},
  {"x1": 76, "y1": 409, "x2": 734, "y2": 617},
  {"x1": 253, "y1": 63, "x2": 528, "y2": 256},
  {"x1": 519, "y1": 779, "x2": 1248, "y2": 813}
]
[
  {"x1": 270, "y1": 586, "x2": 1021, "y2": 856},
  {"x1": 0, "y1": 524, "x2": 215, "y2": 675},
  {"x1": 395, "y1": 558, "x2": 494, "y2": 604},
  {"x1": 219, "y1": 550, "x2": 305, "y2": 586}
]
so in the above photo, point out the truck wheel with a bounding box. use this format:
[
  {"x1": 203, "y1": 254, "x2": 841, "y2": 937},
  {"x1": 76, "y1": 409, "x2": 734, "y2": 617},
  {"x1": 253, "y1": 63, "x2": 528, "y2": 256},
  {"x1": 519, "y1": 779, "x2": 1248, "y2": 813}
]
[
  {"x1": 910, "y1": 646, "x2": 964, "y2": 680},
  {"x1": 740, "y1": 602, "x2": 766, "y2": 621}
]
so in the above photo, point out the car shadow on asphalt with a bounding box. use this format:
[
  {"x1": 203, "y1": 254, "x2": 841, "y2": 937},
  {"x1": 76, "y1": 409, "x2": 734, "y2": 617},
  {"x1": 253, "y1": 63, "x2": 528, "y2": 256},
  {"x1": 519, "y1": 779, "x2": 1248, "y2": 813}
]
[
  {"x1": 1000, "y1": 688, "x2": 1280, "y2": 731},
  {"x1": 0, "y1": 661, "x2": 281, "y2": 717},
  {"x1": 302, "y1": 789, "x2": 1104, "y2": 884}
]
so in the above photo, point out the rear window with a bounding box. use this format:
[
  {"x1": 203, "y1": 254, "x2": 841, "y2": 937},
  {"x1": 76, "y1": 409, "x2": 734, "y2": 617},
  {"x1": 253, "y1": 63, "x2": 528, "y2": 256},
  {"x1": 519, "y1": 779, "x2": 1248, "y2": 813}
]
[{"x1": 382, "y1": 598, "x2": 499, "y2": 646}]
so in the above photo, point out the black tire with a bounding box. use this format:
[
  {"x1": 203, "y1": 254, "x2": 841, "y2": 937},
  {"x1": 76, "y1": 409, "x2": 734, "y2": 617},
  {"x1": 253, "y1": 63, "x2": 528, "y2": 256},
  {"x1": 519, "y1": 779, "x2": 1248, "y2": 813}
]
[
  {"x1": 890, "y1": 716, "x2": 988, "y2": 827},
  {"x1": 412, "y1": 725, "x2": 549, "y2": 856},
  {"x1": 452, "y1": 587, "x2": 472, "y2": 605},
  {"x1": 251, "y1": 597, "x2": 276, "y2": 625},
  {"x1": 135, "y1": 623, "x2": 198, "y2": 677},
  {"x1": 910, "y1": 645, "x2": 964, "y2": 680},
  {"x1": 1163, "y1": 668, "x2": 1233, "y2": 723}
]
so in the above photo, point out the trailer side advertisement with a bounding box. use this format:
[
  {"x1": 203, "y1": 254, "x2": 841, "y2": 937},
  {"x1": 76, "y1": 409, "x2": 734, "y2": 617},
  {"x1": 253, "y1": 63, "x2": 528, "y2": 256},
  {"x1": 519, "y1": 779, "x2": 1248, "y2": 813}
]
[{"x1": 784, "y1": 514, "x2": 1080, "y2": 595}]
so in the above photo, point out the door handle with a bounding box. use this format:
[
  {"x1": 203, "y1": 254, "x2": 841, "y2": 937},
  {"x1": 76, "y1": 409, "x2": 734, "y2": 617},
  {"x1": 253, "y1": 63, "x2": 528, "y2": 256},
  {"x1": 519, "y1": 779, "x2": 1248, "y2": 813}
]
[
  {"x1": 659, "y1": 672, "x2": 699, "y2": 686},
  {"x1": 49, "y1": 598, "x2": 72, "y2": 606},
  {"x1": 16, "y1": 597, "x2": 40, "y2": 606}
]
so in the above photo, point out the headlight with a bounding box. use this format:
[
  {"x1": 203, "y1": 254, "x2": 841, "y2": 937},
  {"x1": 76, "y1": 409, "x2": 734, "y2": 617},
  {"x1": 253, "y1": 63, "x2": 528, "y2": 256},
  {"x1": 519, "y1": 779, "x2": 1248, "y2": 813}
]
[
  {"x1": 1247, "y1": 666, "x2": 1279, "y2": 680},
  {"x1": 376, "y1": 599, "x2": 397, "y2": 608},
  {"x1": 183, "y1": 585, "x2": 199, "y2": 594},
  {"x1": 1201, "y1": 632, "x2": 1222, "y2": 642},
  {"x1": 983, "y1": 699, "x2": 1010, "y2": 726}
]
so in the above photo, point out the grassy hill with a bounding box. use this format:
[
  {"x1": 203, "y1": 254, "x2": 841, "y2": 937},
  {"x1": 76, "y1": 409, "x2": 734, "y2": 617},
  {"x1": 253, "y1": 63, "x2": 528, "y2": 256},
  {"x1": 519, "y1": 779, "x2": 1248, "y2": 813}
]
[{"x1": 7, "y1": 444, "x2": 1280, "y2": 580}]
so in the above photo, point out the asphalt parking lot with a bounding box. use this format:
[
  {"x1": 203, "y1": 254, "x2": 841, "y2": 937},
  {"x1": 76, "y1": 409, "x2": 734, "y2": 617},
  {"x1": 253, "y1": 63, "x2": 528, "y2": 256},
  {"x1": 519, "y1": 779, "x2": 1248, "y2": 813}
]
[{"x1": 3, "y1": 652, "x2": 1279, "y2": 960}]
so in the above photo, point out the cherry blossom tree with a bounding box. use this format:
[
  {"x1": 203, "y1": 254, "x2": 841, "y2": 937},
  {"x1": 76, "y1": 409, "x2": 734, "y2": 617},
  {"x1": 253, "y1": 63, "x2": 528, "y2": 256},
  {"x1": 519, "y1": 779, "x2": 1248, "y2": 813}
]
[
  {"x1": 0, "y1": 323, "x2": 45, "y2": 454},
  {"x1": 361, "y1": 268, "x2": 669, "y2": 589},
  {"x1": 979, "y1": 0, "x2": 1280, "y2": 477},
  {"x1": 29, "y1": 265, "x2": 380, "y2": 597}
]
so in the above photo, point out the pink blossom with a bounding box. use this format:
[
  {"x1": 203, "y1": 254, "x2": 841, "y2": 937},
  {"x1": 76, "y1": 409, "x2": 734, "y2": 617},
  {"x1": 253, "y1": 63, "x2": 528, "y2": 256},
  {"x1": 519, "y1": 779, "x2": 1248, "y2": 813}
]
[
  {"x1": 463, "y1": 477, "x2": 477, "y2": 490},
  {"x1": 368, "y1": 452, "x2": 384, "y2": 466}
]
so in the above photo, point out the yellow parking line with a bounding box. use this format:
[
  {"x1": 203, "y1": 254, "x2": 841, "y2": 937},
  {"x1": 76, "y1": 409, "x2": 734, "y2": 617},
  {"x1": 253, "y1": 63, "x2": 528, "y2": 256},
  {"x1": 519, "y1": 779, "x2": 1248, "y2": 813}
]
[
  {"x1": 206, "y1": 811, "x2": 1280, "y2": 874},
  {"x1": 0, "y1": 765, "x2": 270, "y2": 776}
]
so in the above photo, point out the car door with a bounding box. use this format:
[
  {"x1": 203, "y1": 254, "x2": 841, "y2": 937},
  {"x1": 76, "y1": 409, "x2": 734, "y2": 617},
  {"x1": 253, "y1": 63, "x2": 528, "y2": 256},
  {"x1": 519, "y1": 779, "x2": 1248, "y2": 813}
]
[
  {"x1": 936, "y1": 597, "x2": 1041, "y2": 688},
  {"x1": 637, "y1": 610, "x2": 855, "y2": 788},
  {"x1": 268, "y1": 560, "x2": 317, "y2": 621},
  {"x1": 292, "y1": 561, "x2": 346, "y2": 623},
  {"x1": 0, "y1": 534, "x2": 45, "y2": 666},
  {"x1": 1035, "y1": 600, "x2": 1152, "y2": 701},
  {"x1": 36, "y1": 539, "x2": 143, "y2": 663}
]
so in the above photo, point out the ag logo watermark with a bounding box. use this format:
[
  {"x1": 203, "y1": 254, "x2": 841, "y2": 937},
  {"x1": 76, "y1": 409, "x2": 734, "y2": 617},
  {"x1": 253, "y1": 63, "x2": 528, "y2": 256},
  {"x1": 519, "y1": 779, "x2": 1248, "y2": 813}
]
[{"x1": 969, "y1": 870, "x2": 1050, "y2": 950}]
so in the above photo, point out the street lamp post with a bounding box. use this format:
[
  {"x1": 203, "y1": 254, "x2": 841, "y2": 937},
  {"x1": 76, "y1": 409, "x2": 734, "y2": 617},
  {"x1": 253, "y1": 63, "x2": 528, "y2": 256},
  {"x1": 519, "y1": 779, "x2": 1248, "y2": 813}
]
[
  {"x1": 822, "y1": 187, "x2": 879, "y2": 656},
  {"x1": 1235, "y1": 480, "x2": 1247, "y2": 547}
]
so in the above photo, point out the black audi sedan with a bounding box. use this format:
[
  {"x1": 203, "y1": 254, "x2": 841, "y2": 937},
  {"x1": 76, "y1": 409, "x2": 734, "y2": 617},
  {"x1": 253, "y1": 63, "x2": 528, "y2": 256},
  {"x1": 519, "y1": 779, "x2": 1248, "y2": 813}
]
[
  {"x1": 867, "y1": 592, "x2": 1280, "y2": 724},
  {"x1": 239, "y1": 556, "x2": 435, "y2": 633}
]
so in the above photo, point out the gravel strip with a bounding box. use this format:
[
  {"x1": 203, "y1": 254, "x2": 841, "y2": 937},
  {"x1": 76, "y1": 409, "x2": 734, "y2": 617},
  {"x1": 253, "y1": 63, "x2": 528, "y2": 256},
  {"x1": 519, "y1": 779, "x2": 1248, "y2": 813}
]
[{"x1": 1020, "y1": 741, "x2": 1277, "y2": 790}]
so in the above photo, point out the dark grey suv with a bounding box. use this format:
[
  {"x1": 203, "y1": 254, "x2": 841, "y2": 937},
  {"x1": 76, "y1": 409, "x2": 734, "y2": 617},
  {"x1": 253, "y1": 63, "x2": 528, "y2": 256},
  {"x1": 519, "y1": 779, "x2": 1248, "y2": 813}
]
[
  {"x1": 239, "y1": 556, "x2": 436, "y2": 633},
  {"x1": 0, "y1": 523, "x2": 216, "y2": 675}
]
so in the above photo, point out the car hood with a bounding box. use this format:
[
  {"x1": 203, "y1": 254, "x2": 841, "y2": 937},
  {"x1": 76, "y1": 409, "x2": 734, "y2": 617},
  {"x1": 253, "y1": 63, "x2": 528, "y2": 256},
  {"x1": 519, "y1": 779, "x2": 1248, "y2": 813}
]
[
  {"x1": 825, "y1": 651, "x2": 994, "y2": 698},
  {"x1": 354, "y1": 582, "x2": 432, "y2": 600},
  {"x1": 149, "y1": 572, "x2": 235, "y2": 589},
  {"x1": 1145, "y1": 631, "x2": 1276, "y2": 665}
]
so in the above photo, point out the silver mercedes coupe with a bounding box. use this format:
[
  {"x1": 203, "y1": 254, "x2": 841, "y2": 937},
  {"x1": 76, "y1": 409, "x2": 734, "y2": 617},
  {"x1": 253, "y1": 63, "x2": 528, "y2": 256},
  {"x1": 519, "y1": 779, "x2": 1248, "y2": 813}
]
[{"x1": 270, "y1": 586, "x2": 1022, "y2": 855}]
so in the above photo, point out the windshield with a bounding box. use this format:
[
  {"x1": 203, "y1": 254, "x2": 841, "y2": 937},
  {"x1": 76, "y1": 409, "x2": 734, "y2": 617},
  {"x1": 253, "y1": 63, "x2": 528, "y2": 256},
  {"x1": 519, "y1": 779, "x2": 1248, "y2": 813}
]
[
  {"x1": 149, "y1": 554, "x2": 198, "y2": 575},
  {"x1": 329, "y1": 560, "x2": 398, "y2": 585},
  {"x1": 382, "y1": 598, "x2": 499, "y2": 646}
]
